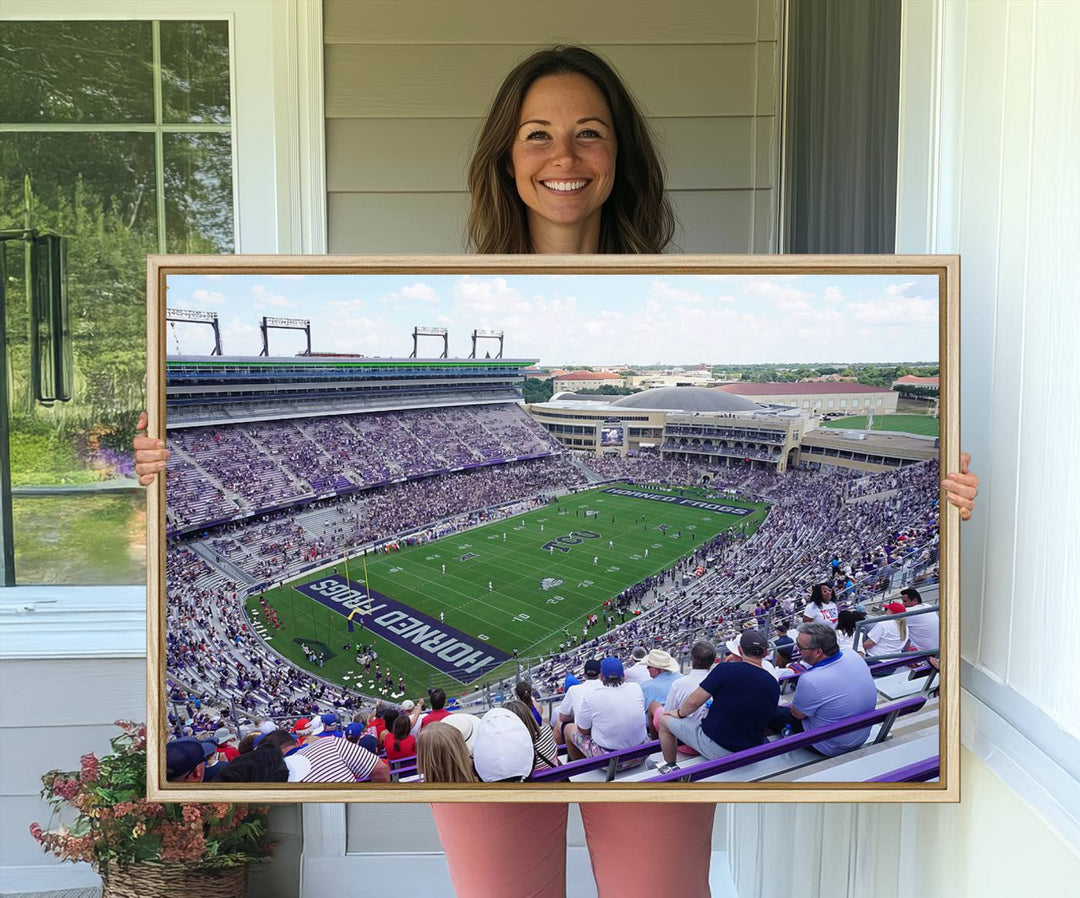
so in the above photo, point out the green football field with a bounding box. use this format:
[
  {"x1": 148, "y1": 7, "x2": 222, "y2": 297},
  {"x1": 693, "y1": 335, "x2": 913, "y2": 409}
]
[
  {"x1": 245, "y1": 482, "x2": 769, "y2": 700},
  {"x1": 822, "y1": 413, "x2": 939, "y2": 436}
]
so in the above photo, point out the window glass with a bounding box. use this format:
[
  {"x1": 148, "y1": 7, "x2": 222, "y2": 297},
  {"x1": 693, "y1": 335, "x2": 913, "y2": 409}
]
[
  {"x1": 1, "y1": 21, "x2": 234, "y2": 585},
  {"x1": 164, "y1": 133, "x2": 235, "y2": 252},
  {"x1": 0, "y1": 21, "x2": 155, "y2": 124},
  {"x1": 160, "y1": 20, "x2": 231, "y2": 124}
]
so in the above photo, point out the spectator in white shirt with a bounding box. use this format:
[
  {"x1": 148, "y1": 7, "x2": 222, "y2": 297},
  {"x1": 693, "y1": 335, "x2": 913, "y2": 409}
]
[
  {"x1": 801, "y1": 583, "x2": 838, "y2": 628},
  {"x1": 900, "y1": 587, "x2": 940, "y2": 652},
  {"x1": 859, "y1": 603, "x2": 908, "y2": 659},
  {"x1": 554, "y1": 659, "x2": 603, "y2": 745}
]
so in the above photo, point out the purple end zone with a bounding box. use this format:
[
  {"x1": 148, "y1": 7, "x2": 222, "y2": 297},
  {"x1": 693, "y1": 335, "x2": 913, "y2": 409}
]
[
  {"x1": 294, "y1": 574, "x2": 511, "y2": 684},
  {"x1": 600, "y1": 488, "x2": 753, "y2": 516}
]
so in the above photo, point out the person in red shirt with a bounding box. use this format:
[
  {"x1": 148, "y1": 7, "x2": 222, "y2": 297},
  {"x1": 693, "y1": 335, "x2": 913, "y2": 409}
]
[
  {"x1": 213, "y1": 726, "x2": 240, "y2": 762},
  {"x1": 383, "y1": 713, "x2": 417, "y2": 763},
  {"x1": 419, "y1": 688, "x2": 452, "y2": 729}
]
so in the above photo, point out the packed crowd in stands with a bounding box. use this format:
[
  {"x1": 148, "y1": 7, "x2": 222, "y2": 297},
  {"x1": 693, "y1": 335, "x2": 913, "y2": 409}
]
[
  {"x1": 166, "y1": 403, "x2": 563, "y2": 532},
  {"x1": 163, "y1": 398, "x2": 941, "y2": 784}
]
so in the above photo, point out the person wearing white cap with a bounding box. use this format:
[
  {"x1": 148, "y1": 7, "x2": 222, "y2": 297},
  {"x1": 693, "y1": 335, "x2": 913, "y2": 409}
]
[
  {"x1": 442, "y1": 712, "x2": 480, "y2": 756},
  {"x1": 656, "y1": 630, "x2": 780, "y2": 775},
  {"x1": 623, "y1": 646, "x2": 651, "y2": 685},
  {"x1": 473, "y1": 708, "x2": 534, "y2": 782}
]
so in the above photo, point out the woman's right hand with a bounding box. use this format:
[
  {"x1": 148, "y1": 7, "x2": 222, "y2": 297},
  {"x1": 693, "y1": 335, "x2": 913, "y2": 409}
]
[{"x1": 133, "y1": 411, "x2": 170, "y2": 486}]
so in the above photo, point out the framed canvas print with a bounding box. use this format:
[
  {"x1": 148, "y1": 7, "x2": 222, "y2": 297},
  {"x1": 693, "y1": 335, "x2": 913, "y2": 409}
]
[{"x1": 145, "y1": 254, "x2": 959, "y2": 803}]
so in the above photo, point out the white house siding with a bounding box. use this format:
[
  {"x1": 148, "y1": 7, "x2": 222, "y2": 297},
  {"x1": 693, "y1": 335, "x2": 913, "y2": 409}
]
[{"x1": 323, "y1": 0, "x2": 781, "y2": 253}]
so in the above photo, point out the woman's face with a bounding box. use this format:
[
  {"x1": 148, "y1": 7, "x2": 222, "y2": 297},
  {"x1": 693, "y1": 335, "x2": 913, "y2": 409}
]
[{"x1": 509, "y1": 73, "x2": 617, "y2": 252}]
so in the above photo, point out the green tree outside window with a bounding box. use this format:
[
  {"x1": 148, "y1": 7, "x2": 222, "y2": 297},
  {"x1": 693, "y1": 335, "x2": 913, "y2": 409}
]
[{"x1": 1, "y1": 20, "x2": 234, "y2": 584}]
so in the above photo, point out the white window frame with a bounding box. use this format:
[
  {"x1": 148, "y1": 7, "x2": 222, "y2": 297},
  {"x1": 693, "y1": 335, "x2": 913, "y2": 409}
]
[
  {"x1": 1, "y1": 0, "x2": 325, "y2": 255},
  {"x1": 0, "y1": 0, "x2": 326, "y2": 660}
]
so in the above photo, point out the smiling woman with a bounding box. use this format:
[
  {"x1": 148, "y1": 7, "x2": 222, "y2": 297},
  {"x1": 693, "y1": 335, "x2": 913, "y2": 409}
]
[
  {"x1": 509, "y1": 73, "x2": 617, "y2": 253},
  {"x1": 466, "y1": 45, "x2": 674, "y2": 255}
]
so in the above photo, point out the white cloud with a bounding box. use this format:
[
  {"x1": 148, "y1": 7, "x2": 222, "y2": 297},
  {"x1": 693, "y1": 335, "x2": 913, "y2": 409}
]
[
  {"x1": 192, "y1": 289, "x2": 225, "y2": 305},
  {"x1": 823, "y1": 285, "x2": 844, "y2": 304},
  {"x1": 327, "y1": 298, "x2": 365, "y2": 313},
  {"x1": 387, "y1": 282, "x2": 439, "y2": 303},
  {"x1": 452, "y1": 276, "x2": 531, "y2": 316},
  {"x1": 649, "y1": 279, "x2": 706, "y2": 305},
  {"x1": 885, "y1": 281, "x2": 917, "y2": 296},
  {"x1": 251, "y1": 284, "x2": 295, "y2": 309},
  {"x1": 848, "y1": 297, "x2": 937, "y2": 326},
  {"x1": 741, "y1": 280, "x2": 815, "y2": 312}
]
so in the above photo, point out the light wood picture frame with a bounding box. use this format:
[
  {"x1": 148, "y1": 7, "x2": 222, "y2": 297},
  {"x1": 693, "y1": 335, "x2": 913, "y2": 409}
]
[{"x1": 146, "y1": 253, "x2": 959, "y2": 803}]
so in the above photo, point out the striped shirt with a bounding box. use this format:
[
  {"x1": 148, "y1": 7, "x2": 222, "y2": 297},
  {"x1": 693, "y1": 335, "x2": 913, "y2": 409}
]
[
  {"x1": 531, "y1": 725, "x2": 560, "y2": 771},
  {"x1": 299, "y1": 735, "x2": 380, "y2": 782}
]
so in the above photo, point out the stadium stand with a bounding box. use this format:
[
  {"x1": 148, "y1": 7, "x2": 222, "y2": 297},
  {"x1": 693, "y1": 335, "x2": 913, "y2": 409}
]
[{"x1": 164, "y1": 358, "x2": 941, "y2": 785}]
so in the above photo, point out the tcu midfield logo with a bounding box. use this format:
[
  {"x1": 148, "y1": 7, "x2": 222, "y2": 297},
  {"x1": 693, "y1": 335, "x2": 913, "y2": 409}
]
[{"x1": 540, "y1": 578, "x2": 564, "y2": 590}]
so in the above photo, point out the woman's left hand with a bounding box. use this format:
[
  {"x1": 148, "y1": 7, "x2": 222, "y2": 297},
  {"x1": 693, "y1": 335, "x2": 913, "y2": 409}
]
[{"x1": 942, "y1": 451, "x2": 979, "y2": 521}]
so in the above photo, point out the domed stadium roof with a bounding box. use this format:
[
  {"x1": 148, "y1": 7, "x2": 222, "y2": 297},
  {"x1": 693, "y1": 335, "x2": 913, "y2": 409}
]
[{"x1": 610, "y1": 386, "x2": 760, "y2": 413}]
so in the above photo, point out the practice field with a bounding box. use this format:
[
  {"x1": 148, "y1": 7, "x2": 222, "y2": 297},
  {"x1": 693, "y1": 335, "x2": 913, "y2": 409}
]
[
  {"x1": 245, "y1": 482, "x2": 769, "y2": 700},
  {"x1": 822, "y1": 414, "x2": 939, "y2": 436}
]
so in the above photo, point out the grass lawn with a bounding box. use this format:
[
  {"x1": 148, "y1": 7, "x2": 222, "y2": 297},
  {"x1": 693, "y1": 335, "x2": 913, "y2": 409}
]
[
  {"x1": 244, "y1": 482, "x2": 769, "y2": 699},
  {"x1": 822, "y1": 414, "x2": 939, "y2": 437}
]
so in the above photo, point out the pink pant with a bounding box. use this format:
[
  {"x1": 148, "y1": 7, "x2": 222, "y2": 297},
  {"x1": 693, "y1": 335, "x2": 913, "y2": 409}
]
[{"x1": 430, "y1": 802, "x2": 715, "y2": 898}]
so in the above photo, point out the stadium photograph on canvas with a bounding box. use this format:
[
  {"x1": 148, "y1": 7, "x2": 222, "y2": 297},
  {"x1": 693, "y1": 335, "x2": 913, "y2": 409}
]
[{"x1": 145, "y1": 255, "x2": 959, "y2": 803}]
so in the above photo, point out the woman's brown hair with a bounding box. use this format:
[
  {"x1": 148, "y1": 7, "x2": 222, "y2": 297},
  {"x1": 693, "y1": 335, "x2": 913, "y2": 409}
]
[
  {"x1": 416, "y1": 721, "x2": 477, "y2": 784},
  {"x1": 467, "y1": 45, "x2": 675, "y2": 254}
]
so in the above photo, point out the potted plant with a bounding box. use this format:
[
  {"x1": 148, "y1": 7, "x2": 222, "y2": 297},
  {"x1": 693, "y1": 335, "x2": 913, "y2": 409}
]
[{"x1": 30, "y1": 720, "x2": 273, "y2": 897}]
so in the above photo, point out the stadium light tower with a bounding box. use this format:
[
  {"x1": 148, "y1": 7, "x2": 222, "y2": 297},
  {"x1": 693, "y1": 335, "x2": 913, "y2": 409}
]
[
  {"x1": 410, "y1": 326, "x2": 448, "y2": 359},
  {"x1": 166, "y1": 308, "x2": 222, "y2": 355},
  {"x1": 260, "y1": 316, "x2": 312, "y2": 356},
  {"x1": 469, "y1": 328, "x2": 504, "y2": 359}
]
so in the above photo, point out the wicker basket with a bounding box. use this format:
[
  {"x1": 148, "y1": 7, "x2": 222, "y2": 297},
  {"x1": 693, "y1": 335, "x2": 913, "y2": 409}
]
[{"x1": 100, "y1": 862, "x2": 247, "y2": 898}]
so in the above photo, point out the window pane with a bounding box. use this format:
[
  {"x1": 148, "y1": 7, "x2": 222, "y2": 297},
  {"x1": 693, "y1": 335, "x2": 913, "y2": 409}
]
[
  {"x1": 2, "y1": 132, "x2": 155, "y2": 584},
  {"x1": 164, "y1": 133, "x2": 235, "y2": 252},
  {"x1": 12, "y1": 493, "x2": 145, "y2": 585},
  {"x1": 0, "y1": 21, "x2": 154, "y2": 124},
  {"x1": 160, "y1": 21, "x2": 232, "y2": 124}
]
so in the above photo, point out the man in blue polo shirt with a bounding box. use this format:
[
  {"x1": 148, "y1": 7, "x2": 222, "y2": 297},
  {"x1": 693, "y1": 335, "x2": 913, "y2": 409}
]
[
  {"x1": 774, "y1": 622, "x2": 878, "y2": 755},
  {"x1": 656, "y1": 629, "x2": 780, "y2": 774}
]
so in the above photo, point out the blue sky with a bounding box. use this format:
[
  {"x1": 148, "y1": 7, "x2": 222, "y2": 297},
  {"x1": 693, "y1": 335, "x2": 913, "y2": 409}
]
[{"x1": 165, "y1": 272, "x2": 939, "y2": 367}]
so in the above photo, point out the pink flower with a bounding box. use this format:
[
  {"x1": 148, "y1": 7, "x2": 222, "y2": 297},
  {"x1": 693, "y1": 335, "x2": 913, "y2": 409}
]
[
  {"x1": 181, "y1": 805, "x2": 202, "y2": 824},
  {"x1": 80, "y1": 753, "x2": 100, "y2": 782},
  {"x1": 160, "y1": 821, "x2": 206, "y2": 863},
  {"x1": 52, "y1": 777, "x2": 80, "y2": 801},
  {"x1": 137, "y1": 799, "x2": 165, "y2": 817}
]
